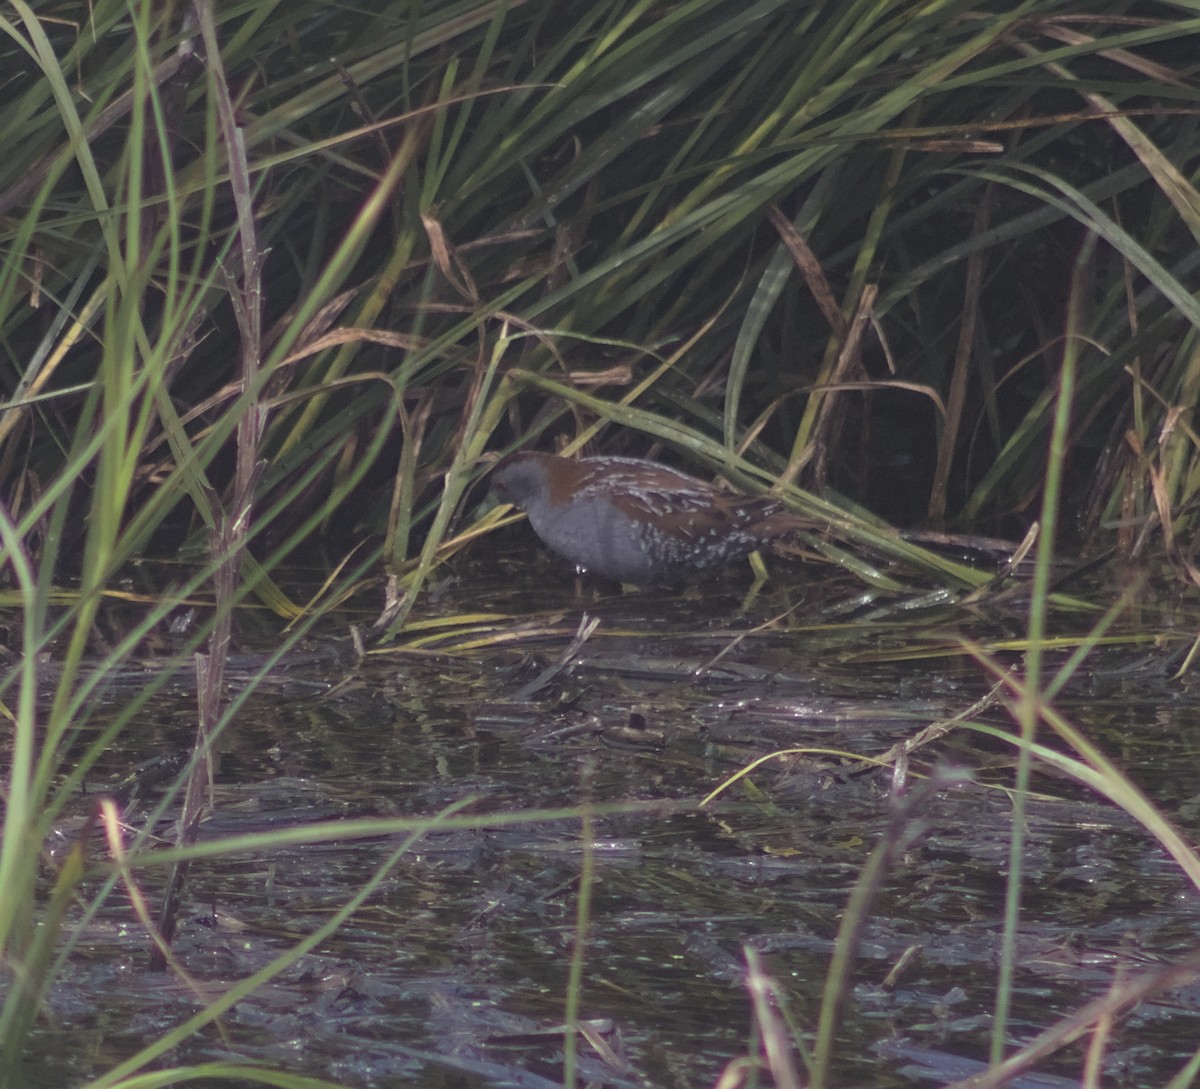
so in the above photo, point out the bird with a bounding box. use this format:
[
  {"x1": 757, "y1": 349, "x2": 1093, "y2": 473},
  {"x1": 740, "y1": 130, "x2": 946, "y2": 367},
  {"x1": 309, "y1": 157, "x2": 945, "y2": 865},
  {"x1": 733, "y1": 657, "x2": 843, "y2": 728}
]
[{"x1": 489, "y1": 450, "x2": 814, "y2": 584}]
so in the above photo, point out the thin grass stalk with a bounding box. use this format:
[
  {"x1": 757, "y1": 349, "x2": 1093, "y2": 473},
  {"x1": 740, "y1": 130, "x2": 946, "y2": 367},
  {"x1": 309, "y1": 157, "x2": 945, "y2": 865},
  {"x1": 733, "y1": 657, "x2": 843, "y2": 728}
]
[
  {"x1": 82, "y1": 1064, "x2": 341, "y2": 1089},
  {"x1": 669, "y1": 0, "x2": 1025, "y2": 226},
  {"x1": 44, "y1": 441, "x2": 357, "y2": 795},
  {"x1": 119, "y1": 801, "x2": 673, "y2": 869},
  {"x1": 26, "y1": 69, "x2": 217, "y2": 812},
  {"x1": 808, "y1": 104, "x2": 919, "y2": 490},
  {"x1": 991, "y1": 230, "x2": 1092, "y2": 1063},
  {"x1": 45, "y1": 318, "x2": 142, "y2": 764},
  {"x1": 1081, "y1": 999, "x2": 1111, "y2": 1089},
  {"x1": 0, "y1": 17, "x2": 404, "y2": 1064},
  {"x1": 1035, "y1": 580, "x2": 1143, "y2": 705},
  {"x1": 960, "y1": 158, "x2": 1200, "y2": 525},
  {"x1": 83, "y1": 799, "x2": 478, "y2": 1089},
  {"x1": 0, "y1": 505, "x2": 47, "y2": 1083},
  {"x1": 0, "y1": 254, "x2": 104, "y2": 448},
  {"x1": 39, "y1": 538, "x2": 388, "y2": 1029},
  {"x1": 0, "y1": 818, "x2": 95, "y2": 1089},
  {"x1": 970, "y1": 710, "x2": 1200, "y2": 897},
  {"x1": 767, "y1": 208, "x2": 852, "y2": 486},
  {"x1": 944, "y1": 950, "x2": 1200, "y2": 1089},
  {"x1": 1017, "y1": 27, "x2": 1200, "y2": 242},
  {"x1": 39, "y1": 575, "x2": 219, "y2": 821},
  {"x1": 871, "y1": 157, "x2": 1155, "y2": 320},
  {"x1": 809, "y1": 773, "x2": 950, "y2": 1089},
  {"x1": 562, "y1": 807, "x2": 595, "y2": 1089},
  {"x1": 384, "y1": 396, "x2": 432, "y2": 572},
  {"x1": 504, "y1": 368, "x2": 996, "y2": 586},
  {"x1": 1163, "y1": 1044, "x2": 1200, "y2": 1089},
  {"x1": 235, "y1": 3, "x2": 517, "y2": 153},
  {"x1": 929, "y1": 187, "x2": 990, "y2": 521},
  {"x1": 3, "y1": 570, "x2": 253, "y2": 1072},
  {"x1": 26, "y1": 357, "x2": 167, "y2": 796},
  {"x1": 1, "y1": 503, "x2": 205, "y2": 1065},
  {"x1": 0, "y1": 9, "x2": 196, "y2": 221},
  {"x1": 271, "y1": 123, "x2": 427, "y2": 457},
  {"x1": 67, "y1": 802, "x2": 669, "y2": 1088},
  {"x1": 377, "y1": 342, "x2": 513, "y2": 639},
  {"x1": 725, "y1": 241, "x2": 793, "y2": 454},
  {"x1": 6, "y1": 2, "x2": 120, "y2": 261},
  {"x1": 146, "y1": 1, "x2": 269, "y2": 965},
  {"x1": 744, "y1": 947, "x2": 803, "y2": 1089}
]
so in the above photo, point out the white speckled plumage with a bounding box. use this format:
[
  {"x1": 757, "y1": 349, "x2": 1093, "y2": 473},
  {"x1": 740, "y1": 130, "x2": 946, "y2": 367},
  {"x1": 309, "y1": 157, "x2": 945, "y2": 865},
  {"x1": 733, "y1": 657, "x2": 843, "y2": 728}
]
[{"x1": 490, "y1": 451, "x2": 812, "y2": 583}]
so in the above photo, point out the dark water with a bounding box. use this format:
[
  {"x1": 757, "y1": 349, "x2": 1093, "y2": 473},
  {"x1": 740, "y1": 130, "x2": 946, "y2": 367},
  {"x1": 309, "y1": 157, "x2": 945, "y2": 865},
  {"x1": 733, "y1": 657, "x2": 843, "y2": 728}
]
[{"x1": 21, "y1": 558, "x2": 1200, "y2": 1088}]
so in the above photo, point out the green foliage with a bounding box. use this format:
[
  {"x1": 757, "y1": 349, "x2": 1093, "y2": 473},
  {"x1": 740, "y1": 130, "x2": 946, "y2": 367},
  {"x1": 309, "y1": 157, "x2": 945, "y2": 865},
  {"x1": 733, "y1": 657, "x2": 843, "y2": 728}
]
[
  {"x1": 2, "y1": 0, "x2": 1196, "y2": 595},
  {"x1": 1, "y1": 0, "x2": 1199, "y2": 1083}
]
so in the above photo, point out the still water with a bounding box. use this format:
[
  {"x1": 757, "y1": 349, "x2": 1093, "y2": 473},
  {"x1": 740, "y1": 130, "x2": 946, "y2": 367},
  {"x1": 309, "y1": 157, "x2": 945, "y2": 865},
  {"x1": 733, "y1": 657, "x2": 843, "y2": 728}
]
[{"x1": 23, "y1": 560, "x2": 1200, "y2": 1087}]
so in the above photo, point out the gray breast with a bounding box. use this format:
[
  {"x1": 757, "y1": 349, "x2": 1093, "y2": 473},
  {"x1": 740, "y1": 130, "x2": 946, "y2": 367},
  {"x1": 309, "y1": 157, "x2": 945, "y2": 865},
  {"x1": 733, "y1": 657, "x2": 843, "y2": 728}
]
[{"x1": 528, "y1": 496, "x2": 656, "y2": 583}]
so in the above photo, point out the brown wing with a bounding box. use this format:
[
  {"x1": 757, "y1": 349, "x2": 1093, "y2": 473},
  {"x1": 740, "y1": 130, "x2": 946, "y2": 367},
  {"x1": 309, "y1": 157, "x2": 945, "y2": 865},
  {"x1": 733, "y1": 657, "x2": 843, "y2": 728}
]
[
  {"x1": 651, "y1": 494, "x2": 814, "y2": 542},
  {"x1": 575, "y1": 456, "x2": 814, "y2": 543}
]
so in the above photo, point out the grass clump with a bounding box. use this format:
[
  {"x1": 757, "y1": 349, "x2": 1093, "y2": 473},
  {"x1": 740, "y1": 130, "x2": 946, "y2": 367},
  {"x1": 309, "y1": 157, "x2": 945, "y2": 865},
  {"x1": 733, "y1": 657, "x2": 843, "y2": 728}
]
[{"x1": 2, "y1": 1, "x2": 1199, "y2": 1085}]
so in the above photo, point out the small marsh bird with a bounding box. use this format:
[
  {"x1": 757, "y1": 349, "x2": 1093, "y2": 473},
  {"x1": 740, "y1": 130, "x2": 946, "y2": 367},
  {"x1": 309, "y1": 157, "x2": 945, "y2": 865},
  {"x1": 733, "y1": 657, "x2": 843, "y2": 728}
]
[{"x1": 490, "y1": 451, "x2": 814, "y2": 584}]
